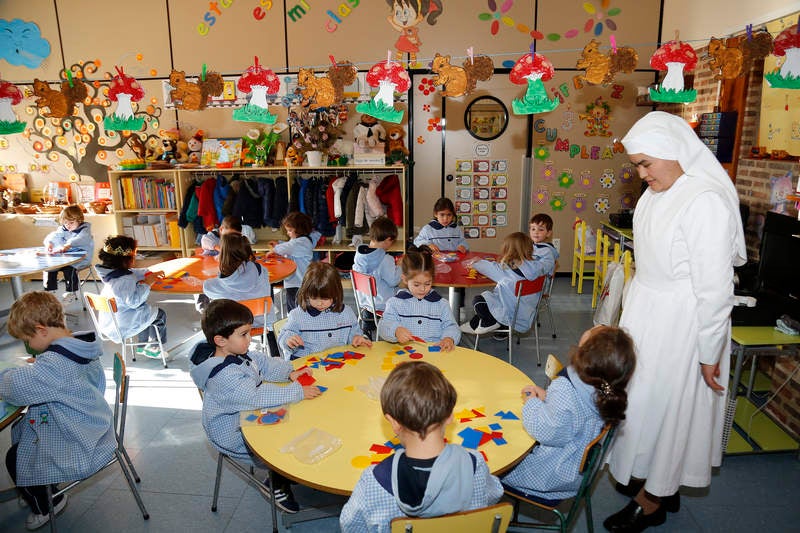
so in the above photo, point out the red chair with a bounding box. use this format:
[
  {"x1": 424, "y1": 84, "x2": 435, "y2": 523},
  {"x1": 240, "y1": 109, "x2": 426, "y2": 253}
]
[{"x1": 351, "y1": 270, "x2": 382, "y2": 341}]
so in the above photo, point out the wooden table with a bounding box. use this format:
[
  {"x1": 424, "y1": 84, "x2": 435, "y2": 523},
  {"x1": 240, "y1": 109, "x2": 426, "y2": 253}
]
[
  {"x1": 432, "y1": 251, "x2": 498, "y2": 312},
  {"x1": 0, "y1": 247, "x2": 86, "y2": 300},
  {"x1": 241, "y1": 341, "x2": 535, "y2": 497}
]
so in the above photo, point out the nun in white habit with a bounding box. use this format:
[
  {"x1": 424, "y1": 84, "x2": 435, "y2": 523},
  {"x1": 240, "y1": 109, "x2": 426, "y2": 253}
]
[{"x1": 603, "y1": 112, "x2": 746, "y2": 532}]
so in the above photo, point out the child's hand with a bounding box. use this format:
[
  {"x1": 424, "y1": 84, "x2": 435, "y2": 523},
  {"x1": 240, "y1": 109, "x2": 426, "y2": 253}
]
[
  {"x1": 395, "y1": 327, "x2": 413, "y2": 344},
  {"x1": 45, "y1": 243, "x2": 55, "y2": 253},
  {"x1": 522, "y1": 384, "x2": 546, "y2": 401},
  {"x1": 302, "y1": 385, "x2": 322, "y2": 399},
  {"x1": 268, "y1": 240, "x2": 278, "y2": 248},
  {"x1": 456, "y1": 245, "x2": 467, "y2": 254},
  {"x1": 427, "y1": 244, "x2": 440, "y2": 252},
  {"x1": 352, "y1": 335, "x2": 372, "y2": 348},
  {"x1": 289, "y1": 367, "x2": 312, "y2": 382},
  {"x1": 437, "y1": 337, "x2": 455, "y2": 352},
  {"x1": 286, "y1": 335, "x2": 305, "y2": 350}
]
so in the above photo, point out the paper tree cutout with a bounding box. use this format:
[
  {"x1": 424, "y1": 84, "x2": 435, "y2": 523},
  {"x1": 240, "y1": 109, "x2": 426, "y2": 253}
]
[
  {"x1": 104, "y1": 66, "x2": 145, "y2": 131},
  {"x1": 430, "y1": 52, "x2": 493, "y2": 98},
  {"x1": 649, "y1": 40, "x2": 698, "y2": 103},
  {"x1": 356, "y1": 57, "x2": 411, "y2": 124},
  {"x1": 0, "y1": 78, "x2": 25, "y2": 134},
  {"x1": 32, "y1": 74, "x2": 88, "y2": 118},
  {"x1": 233, "y1": 56, "x2": 280, "y2": 124},
  {"x1": 766, "y1": 24, "x2": 800, "y2": 89},
  {"x1": 509, "y1": 52, "x2": 559, "y2": 115}
]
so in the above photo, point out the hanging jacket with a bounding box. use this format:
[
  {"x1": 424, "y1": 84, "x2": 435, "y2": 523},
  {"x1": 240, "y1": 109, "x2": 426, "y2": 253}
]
[
  {"x1": 178, "y1": 181, "x2": 198, "y2": 228},
  {"x1": 315, "y1": 177, "x2": 336, "y2": 237},
  {"x1": 196, "y1": 178, "x2": 218, "y2": 230},
  {"x1": 221, "y1": 176, "x2": 239, "y2": 219},
  {"x1": 376, "y1": 174, "x2": 403, "y2": 226},
  {"x1": 338, "y1": 173, "x2": 357, "y2": 225},
  {"x1": 366, "y1": 176, "x2": 386, "y2": 223},
  {"x1": 259, "y1": 178, "x2": 276, "y2": 228},
  {"x1": 233, "y1": 177, "x2": 263, "y2": 228},
  {"x1": 347, "y1": 182, "x2": 369, "y2": 237},
  {"x1": 213, "y1": 175, "x2": 231, "y2": 224},
  {"x1": 289, "y1": 178, "x2": 300, "y2": 214},
  {"x1": 272, "y1": 177, "x2": 289, "y2": 228}
]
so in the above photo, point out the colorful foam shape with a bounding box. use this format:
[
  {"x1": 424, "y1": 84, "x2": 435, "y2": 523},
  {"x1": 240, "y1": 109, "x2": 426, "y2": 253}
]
[
  {"x1": 489, "y1": 423, "x2": 502, "y2": 431},
  {"x1": 409, "y1": 352, "x2": 423, "y2": 360},
  {"x1": 245, "y1": 414, "x2": 258, "y2": 422},
  {"x1": 458, "y1": 427, "x2": 484, "y2": 449},
  {"x1": 296, "y1": 373, "x2": 316, "y2": 386},
  {"x1": 317, "y1": 386, "x2": 328, "y2": 392},
  {"x1": 370, "y1": 444, "x2": 394, "y2": 454},
  {"x1": 428, "y1": 346, "x2": 441, "y2": 352}
]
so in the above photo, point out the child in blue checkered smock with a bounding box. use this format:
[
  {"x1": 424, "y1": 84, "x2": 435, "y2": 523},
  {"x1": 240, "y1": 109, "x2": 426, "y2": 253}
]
[
  {"x1": 42, "y1": 204, "x2": 94, "y2": 304},
  {"x1": 412, "y1": 197, "x2": 468, "y2": 252},
  {"x1": 190, "y1": 299, "x2": 322, "y2": 513},
  {"x1": 199, "y1": 215, "x2": 256, "y2": 255},
  {"x1": 529, "y1": 213, "x2": 559, "y2": 273},
  {"x1": 377, "y1": 246, "x2": 460, "y2": 350},
  {"x1": 278, "y1": 262, "x2": 372, "y2": 360},
  {"x1": 502, "y1": 326, "x2": 636, "y2": 501},
  {"x1": 268, "y1": 211, "x2": 321, "y2": 312},
  {"x1": 340, "y1": 361, "x2": 502, "y2": 532},
  {"x1": 1, "y1": 291, "x2": 115, "y2": 528}
]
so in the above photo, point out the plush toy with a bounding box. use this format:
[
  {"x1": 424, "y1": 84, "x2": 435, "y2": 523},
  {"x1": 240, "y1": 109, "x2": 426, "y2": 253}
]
[
  {"x1": 353, "y1": 114, "x2": 386, "y2": 148},
  {"x1": 385, "y1": 125, "x2": 409, "y2": 166},
  {"x1": 187, "y1": 130, "x2": 204, "y2": 164},
  {"x1": 150, "y1": 128, "x2": 189, "y2": 163}
]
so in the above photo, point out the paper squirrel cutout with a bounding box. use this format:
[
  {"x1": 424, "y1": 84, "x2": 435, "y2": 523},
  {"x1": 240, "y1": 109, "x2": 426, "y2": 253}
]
[
  {"x1": 32, "y1": 77, "x2": 88, "y2": 118},
  {"x1": 576, "y1": 39, "x2": 638, "y2": 85},
  {"x1": 297, "y1": 62, "x2": 357, "y2": 109},
  {"x1": 168, "y1": 69, "x2": 224, "y2": 110},
  {"x1": 430, "y1": 53, "x2": 493, "y2": 97},
  {"x1": 707, "y1": 38, "x2": 744, "y2": 79}
]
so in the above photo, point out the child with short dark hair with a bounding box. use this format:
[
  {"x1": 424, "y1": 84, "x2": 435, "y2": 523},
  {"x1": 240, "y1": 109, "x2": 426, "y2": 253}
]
[
  {"x1": 413, "y1": 197, "x2": 468, "y2": 253},
  {"x1": 42, "y1": 204, "x2": 94, "y2": 305},
  {"x1": 95, "y1": 235, "x2": 168, "y2": 359},
  {"x1": 200, "y1": 215, "x2": 256, "y2": 255},
  {"x1": 2, "y1": 291, "x2": 115, "y2": 530},
  {"x1": 268, "y1": 211, "x2": 321, "y2": 311},
  {"x1": 190, "y1": 298, "x2": 321, "y2": 513},
  {"x1": 502, "y1": 325, "x2": 636, "y2": 500},
  {"x1": 378, "y1": 246, "x2": 460, "y2": 351},
  {"x1": 278, "y1": 262, "x2": 371, "y2": 359},
  {"x1": 529, "y1": 213, "x2": 558, "y2": 273},
  {"x1": 340, "y1": 361, "x2": 502, "y2": 531}
]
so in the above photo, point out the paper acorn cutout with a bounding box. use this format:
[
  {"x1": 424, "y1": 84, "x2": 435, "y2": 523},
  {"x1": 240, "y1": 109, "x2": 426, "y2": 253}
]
[
  {"x1": 649, "y1": 40, "x2": 698, "y2": 103},
  {"x1": 233, "y1": 56, "x2": 280, "y2": 124},
  {"x1": 766, "y1": 24, "x2": 800, "y2": 89},
  {"x1": 509, "y1": 52, "x2": 559, "y2": 115},
  {"x1": 0, "y1": 78, "x2": 25, "y2": 134},
  {"x1": 430, "y1": 51, "x2": 493, "y2": 98},
  {"x1": 104, "y1": 66, "x2": 145, "y2": 131},
  {"x1": 356, "y1": 57, "x2": 411, "y2": 124}
]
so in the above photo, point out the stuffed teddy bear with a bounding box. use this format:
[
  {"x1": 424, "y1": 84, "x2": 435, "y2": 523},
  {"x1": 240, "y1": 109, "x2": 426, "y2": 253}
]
[
  {"x1": 385, "y1": 124, "x2": 409, "y2": 165},
  {"x1": 353, "y1": 114, "x2": 386, "y2": 149},
  {"x1": 187, "y1": 130, "x2": 204, "y2": 164},
  {"x1": 149, "y1": 128, "x2": 188, "y2": 164}
]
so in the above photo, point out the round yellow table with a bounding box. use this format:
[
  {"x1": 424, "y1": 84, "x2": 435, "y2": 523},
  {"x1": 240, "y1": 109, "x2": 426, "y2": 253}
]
[{"x1": 241, "y1": 341, "x2": 535, "y2": 495}]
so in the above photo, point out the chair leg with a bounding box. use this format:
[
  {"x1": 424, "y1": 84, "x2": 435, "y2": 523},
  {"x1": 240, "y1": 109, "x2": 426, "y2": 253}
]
[
  {"x1": 46, "y1": 484, "x2": 57, "y2": 533},
  {"x1": 212, "y1": 453, "x2": 224, "y2": 512},
  {"x1": 116, "y1": 450, "x2": 150, "y2": 520},
  {"x1": 585, "y1": 493, "x2": 594, "y2": 533},
  {"x1": 546, "y1": 301, "x2": 557, "y2": 339},
  {"x1": 151, "y1": 325, "x2": 168, "y2": 369},
  {"x1": 535, "y1": 322, "x2": 541, "y2": 367},
  {"x1": 474, "y1": 332, "x2": 480, "y2": 351},
  {"x1": 119, "y1": 444, "x2": 141, "y2": 483},
  {"x1": 268, "y1": 470, "x2": 279, "y2": 533}
]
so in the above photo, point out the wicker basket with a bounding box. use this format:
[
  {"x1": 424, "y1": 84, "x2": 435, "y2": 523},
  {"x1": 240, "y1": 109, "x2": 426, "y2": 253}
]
[{"x1": 14, "y1": 204, "x2": 38, "y2": 214}]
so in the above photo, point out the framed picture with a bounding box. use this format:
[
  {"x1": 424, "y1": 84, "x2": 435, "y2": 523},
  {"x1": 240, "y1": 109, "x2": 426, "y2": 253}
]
[{"x1": 200, "y1": 138, "x2": 243, "y2": 168}]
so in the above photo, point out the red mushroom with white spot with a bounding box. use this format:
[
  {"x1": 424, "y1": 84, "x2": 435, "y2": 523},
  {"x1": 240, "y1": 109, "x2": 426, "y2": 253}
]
[
  {"x1": 509, "y1": 53, "x2": 559, "y2": 114},
  {"x1": 107, "y1": 66, "x2": 145, "y2": 120},
  {"x1": 366, "y1": 60, "x2": 411, "y2": 109},
  {"x1": 237, "y1": 56, "x2": 280, "y2": 109},
  {"x1": 650, "y1": 40, "x2": 698, "y2": 92},
  {"x1": 773, "y1": 24, "x2": 800, "y2": 78},
  {"x1": 0, "y1": 79, "x2": 23, "y2": 124}
]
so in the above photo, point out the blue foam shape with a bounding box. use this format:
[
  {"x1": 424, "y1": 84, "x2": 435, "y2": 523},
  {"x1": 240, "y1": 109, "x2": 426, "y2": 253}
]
[
  {"x1": 493, "y1": 437, "x2": 508, "y2": 445},
  {"x1": 162, "y1": 285, "x2": 173, "y2": 289},
  {"x1": 309, "y1": 362, "x2": 320, "y2": 368},
  {"x1": 245, "y1": 414, "x2": 258, "y2": 421},
  {"x1": 458, "y1": 427, "x2": 484, "y2": 449},
  {"x1": 428, "y1": 346, "x2": 441, "y2": 352},
  {"x1": 317, "y1": 386, "x2": 328, "y2": 392},
  {"x1": 328, "y1": 352, "x2": 344, "y2": 359},
  {"x1": 260, "y1": 413, "x2": 279, "y2": 424},
  {"x1": 489, "y1": 423, "x2": 502, "y2": 431},
  {"x1": 501, "y1": 411, "x2": 520, "y2": 420},
  {"x1": 395, "y1": 350, "x2": 405, "y2": 355}
]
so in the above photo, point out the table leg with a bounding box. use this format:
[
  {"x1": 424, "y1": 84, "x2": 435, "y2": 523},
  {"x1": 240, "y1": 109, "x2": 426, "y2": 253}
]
[
  {"x1": 10, "y1": 276, "x2": 23, "y2": 300},
  {"x1": 730, "y1": 343, "x2": 745, "y2": 402},
  {"x1": 746, "y1": 354, "x2": 758, "y2": 400},
  {"x1": 268, "y1": 470, "x2": 278, "y2": 533}
]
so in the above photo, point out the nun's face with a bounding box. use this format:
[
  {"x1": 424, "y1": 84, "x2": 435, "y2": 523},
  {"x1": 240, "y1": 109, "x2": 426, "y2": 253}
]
[{"x1": 628, "y1": 154, "x2": 683, "y2": 193}]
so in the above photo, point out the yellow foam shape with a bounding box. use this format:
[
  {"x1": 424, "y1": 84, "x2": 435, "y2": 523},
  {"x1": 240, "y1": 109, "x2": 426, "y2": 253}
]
[
  {"x1": 381, "y1": 364, "x2": 395, "y2": 371},
  {"x1": 454, "y1": 408, "x2": 476, "y2": 420},
  {"x1": 472, "y1": 406, "x2": 486, "y2": 415},
  {"x1": 344, "y1": 385, "x2": 355, "y2": 392},
  {"x1": 351, "y1": 455, "x2": 372, "y2": 469}
]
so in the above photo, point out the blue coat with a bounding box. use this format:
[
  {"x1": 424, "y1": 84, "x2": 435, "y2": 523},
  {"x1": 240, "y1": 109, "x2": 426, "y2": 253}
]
[
  {"x1": 502, "y1": 366, "x2": 604, "y2": 500},
  {"x1": 96, "y1": 266, "x2": 159, "y2": 342},
  {"x1": 474, "y1": 258, "x2": 550, "y2": 332},
  {"x1": 0, "y1": 332, "x2": 115, "y2": 486},
  {"x1": 378, "y1": 289, "x2": 461, "y2": 345},
  {"x1": 272, "y1": 231, "x2": 321, "y2": 289},
  {"x1": 413, "y1": 220, "x2": 468, "y2": 251},
  {"x1": 352, "y1": 245, "x2": 402, "y2": 312},
  {"x1": 190, "y1": 343, "x2": 302, "y2": 462},
  {"x1": 278, "y1": 305, "x2": 363, "y2": 359},
  {"x1": 43, "y1": 222, "x2": 94, "y2": 270}
]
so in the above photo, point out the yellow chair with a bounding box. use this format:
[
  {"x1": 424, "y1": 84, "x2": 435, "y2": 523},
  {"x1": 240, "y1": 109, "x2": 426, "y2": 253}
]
[
  {"x1": 390, "y1": 502, "x2": 514, "y2": 533},
  {"x1": 571, "y1": 219, "x2": 597, "y2": 294},
  {"x1": 621, "y1": 250, "x2": 633, "y2": 283},
  {"x1": 592, "y1": 236, "x2": 620, "y2": 308},
  {"x1": 351, "y1": 270, "x2": 382, "y2": 341}
]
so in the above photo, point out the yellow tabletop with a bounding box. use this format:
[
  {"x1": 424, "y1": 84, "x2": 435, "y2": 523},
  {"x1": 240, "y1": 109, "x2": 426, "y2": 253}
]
[
  {"x1": 241, "y1": 342, "x2": 535, "y2": 495},
  {"x1": 731, "y1": 326, "x2": 800, "y2": 347}
]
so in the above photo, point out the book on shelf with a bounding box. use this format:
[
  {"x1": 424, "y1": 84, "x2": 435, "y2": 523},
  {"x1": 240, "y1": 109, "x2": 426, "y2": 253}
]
[
  {"x1": 130, "y1": 213, "x2": 178, "y2": 248},
  {"x1": 116, "y1": 175, "x2": 177, "y2": 210}
]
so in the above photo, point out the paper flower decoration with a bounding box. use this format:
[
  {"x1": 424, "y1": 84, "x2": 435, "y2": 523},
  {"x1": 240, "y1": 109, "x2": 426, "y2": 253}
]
[
  {"x1": 766, "y1": 24, "x2": 800, "y2": 89},
  {"x1": 356, "y1": 57, "x2": 411, "y2": 123},
  {"x1": 558, "y1": 171, "x2": 574, "y2": 189},
  {"x1": 599, "y1": 170, "x2": 616, "y2": 188},
  {"x1": 233, "y1": 56, "x2": 280, "y2": 124},
  {"x1": 649, "y1": 40, "x2": 698, "y2": 103},
  {"x1": 534, "y1": 187, "x2": 549, "y2": 204},
  {"x1": 542, "y1": 162, "x2": 554, "y2": 180},
  {"x1": 510, "y1": 52, "x2": 559, "y2": 114},
  {"x1": 594, "y1": 197, "x2": 610, "y2": 214},
  {"x1": 550, "y1": 196, "x2": 565, "y2": 211},
  {"x1": 0, "y1": 78, "x2": 25, "y2": 134},
  {"x1": 533, "y1": 145, "x2": 550, "y2": 161},
  {"x1": 104, "y1": 66, "x2": 145, "y2": 131}
]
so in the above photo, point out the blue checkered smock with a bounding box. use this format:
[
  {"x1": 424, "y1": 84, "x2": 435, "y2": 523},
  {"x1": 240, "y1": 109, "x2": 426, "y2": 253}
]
[
  {"x1": 277, "y1": 305, "x2": 363, "y2": 360},
  {"x1": 378, "y1": 289, "x2": 461, "y2": 344}
]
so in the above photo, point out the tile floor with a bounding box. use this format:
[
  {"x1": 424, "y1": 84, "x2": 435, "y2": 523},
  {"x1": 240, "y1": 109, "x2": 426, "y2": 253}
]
[{"x1": 0, "y1": 277, "x2": 798, "y2": 532}]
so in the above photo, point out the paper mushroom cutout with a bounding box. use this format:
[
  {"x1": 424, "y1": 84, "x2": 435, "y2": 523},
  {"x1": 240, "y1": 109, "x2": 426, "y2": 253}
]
[
  {"x1": 104, "y1": 67, "x2": 145, "y2": 131},
  {"x1": 766, "y1": 24, "x2": 800, "y2": 89},
  {"x1": 356, "y1": 59, "x2": 411, "y2": 124},
  {"x1": 233, "y1": 56, "x2": 280, "y2": 124},
  {"x1": 649, "y1": 40, "x2": 698, "y2": 103},
  {"x1": 509, "y1": 53, "x2": 559, "y2": 115},
  {"x1": 0, "y1": 79, "x2": 25, "y2": 134}
]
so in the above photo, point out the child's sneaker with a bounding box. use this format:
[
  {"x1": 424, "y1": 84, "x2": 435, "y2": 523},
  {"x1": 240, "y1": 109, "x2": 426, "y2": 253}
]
[
  {"x1": 263, "y1": 478, "x2": 300, "y2": 513},
  {"x1": 61, "y1": 292, "x2": 78, "y2": 305},
  {"x1": 25, "y1": 494, "x2": 68, "y2": 530}
]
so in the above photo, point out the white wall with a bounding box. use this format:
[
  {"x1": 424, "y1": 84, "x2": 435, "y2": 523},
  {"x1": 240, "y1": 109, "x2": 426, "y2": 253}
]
[{"x1": 663, "y1": 0, "x2": 800, "y2": 45}]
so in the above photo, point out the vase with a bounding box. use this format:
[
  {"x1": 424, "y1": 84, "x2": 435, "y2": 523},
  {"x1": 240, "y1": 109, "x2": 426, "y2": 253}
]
[{"x1": 305, "y1": 150, "x2": 323, "y2": 167}]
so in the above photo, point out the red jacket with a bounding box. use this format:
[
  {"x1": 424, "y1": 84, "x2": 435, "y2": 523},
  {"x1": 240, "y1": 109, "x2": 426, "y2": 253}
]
[{"x1": 376, "y1": 174, "x2": 402, "y2": 226}]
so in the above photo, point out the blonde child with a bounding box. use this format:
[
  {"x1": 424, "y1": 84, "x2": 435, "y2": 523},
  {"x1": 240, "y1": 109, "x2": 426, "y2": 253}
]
[
  {"x1": 95, "y1": 235, "x2": 168, "y2": 359},
  {"x1": 413, "y1": 197, "x2": 468, "y2": 253},
  {"x1": 42, "y1": 204, "x2": 94, "y2": 305},
  {"x1": 460, "y1": 232, "x2": 550, "y2": 335},
  {"x1": 502, "y1": 325, "x2": 635, "y2": 501},
  {"x1": 268, "y1": 211, "x2": 321, "y2": 312},
  {"x1": 2, "y1": 292, "x2": 115, "y2": 530},
  {"x1": 529, "y1": 213, "x2": 558, "y2": 274},
  {"x1": 190, "y1": 299, "x2": 321, "y2": 513},
  {"x1": 378, "y1": 246, "x2": 460, "y2": 350},
  {"x1": 340, "y1": 361, "x2": 502, "y2": 532},
  {"x1": 278, "y1": 262, "x2": 372, "y2": 360},
  {"x1": 200, "y1": 215, "x2": 256, "y2": 255}
]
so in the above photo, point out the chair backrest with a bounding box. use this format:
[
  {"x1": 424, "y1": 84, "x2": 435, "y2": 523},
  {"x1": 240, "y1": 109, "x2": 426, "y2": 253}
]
[
  {"x1": 561, "y1": 425, "x2": 616, "y2": 529},
  {"x1": 83, "y1": 292, "x2": 123, "y2": 343},
  {"x1": 622, "y1": 250, "x2": 633, "y2": 283},
  {"x1": 389, "y1": 502, "x2": 513, "y2": 533},
  {"x1": 514, "y1": 275, "x2": 546, "y2": 298},
  {"x1": 573, "y1": 218, "x2": 596, "y2": 256},
  {"x1": 351, "y1": 270, "x2": 379, "y2": 298},
  {"x1": 239, "y1": 296, "x2": 273, "y2": 345}
]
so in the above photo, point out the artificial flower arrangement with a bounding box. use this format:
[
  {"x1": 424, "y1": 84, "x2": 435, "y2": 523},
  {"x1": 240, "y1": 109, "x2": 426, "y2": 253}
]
[
  {"x1": 286, "y1": 106, "x2": 345, "y2": 157},
  {"x1": 241, "y1": 123, "x2": 287, "y2": 166}
]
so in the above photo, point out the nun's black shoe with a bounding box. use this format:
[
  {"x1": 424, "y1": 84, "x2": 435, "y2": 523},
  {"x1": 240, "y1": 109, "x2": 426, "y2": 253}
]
[
  {"x1": 614, "y1": 482, "x2": 679, "y2": 513},
  {"x1": 662, "y1": 491, "x2": 680, "y2": 513},
  {"x1": 603, "y1": 500, "x2": 666, "y2": 532}
]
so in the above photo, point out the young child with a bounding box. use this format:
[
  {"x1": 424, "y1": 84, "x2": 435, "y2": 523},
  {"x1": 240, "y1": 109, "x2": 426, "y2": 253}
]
[
  {"x1": 352, "y1": 216, "x2": 403, "y2": 338},
  {"x1": 95, "y1": 235, "x2": 168, "y2": 359},
  {"x1": 413, "y1": 197, "x2": 468, "y2": 253},
  {"x1": 529, "y1": 213, "x2": 559, "y2": 274},
  {"x1": 42, "y1": 204, "x2": 94, "y2": 305},
  {"x1": 377, "y1": 246, "x2": 461, "y2": 351},
  {"x1": 1, "y1": 291, "x2": 116, "y2": 530},
  {"x1": 502, "y1": 325, "x2": 636, "y2": 500},
  {"x1": 459, "y1": 232, "x2": 551, "y2": 335},
  {"x1": 268, "y1": 212, "x2": 321, "y2": 312},
  {"x1": 340, "y1": 361, "x2": 503, "y2": 531},
  {"x1": 190, "y1": 299, "x2": 321, "y2": 513},
  {"x1": 278, "y1": 262, "x2": 372, "y2": 360},
  {"x1": 200, "y1": 215, "x2": 256, "y2": 255}
]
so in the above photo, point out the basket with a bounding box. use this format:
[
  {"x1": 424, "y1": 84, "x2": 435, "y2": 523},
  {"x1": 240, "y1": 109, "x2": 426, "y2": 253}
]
[{"x1": 36, "y1": 205, "x2": 63, "y2": 214}]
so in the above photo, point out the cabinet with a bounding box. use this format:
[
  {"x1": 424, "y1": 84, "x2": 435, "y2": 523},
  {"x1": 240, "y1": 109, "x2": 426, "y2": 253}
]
[{"x1": 697, "y1": 112, "x2": 738, "y2": 164}]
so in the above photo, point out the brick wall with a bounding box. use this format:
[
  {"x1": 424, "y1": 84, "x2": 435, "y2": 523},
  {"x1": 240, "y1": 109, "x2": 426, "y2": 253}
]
[{"x1": 764, "y1": 358, "x2": 800, "y2": 441}]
